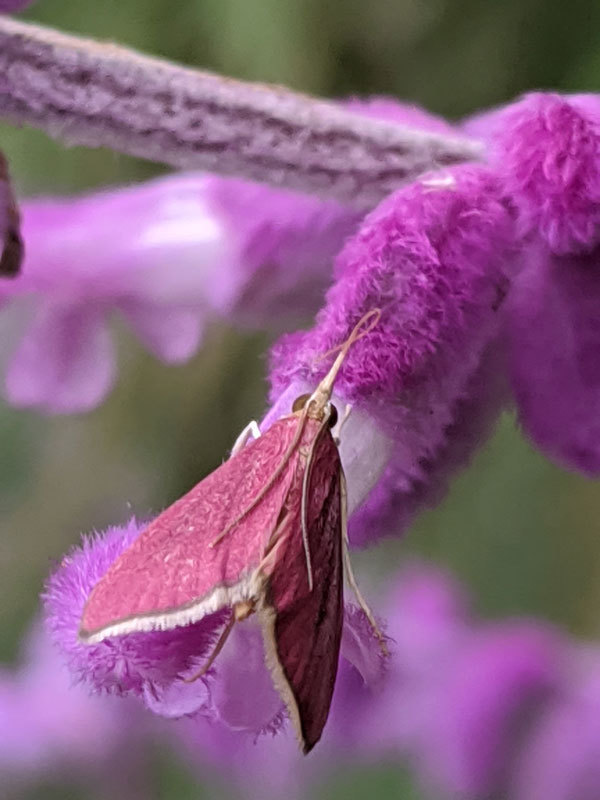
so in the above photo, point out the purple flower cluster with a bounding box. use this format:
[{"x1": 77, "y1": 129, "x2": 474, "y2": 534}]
[
  {"x1": 2, "y1": 20, "x2": 600, "y2": 785},
  {"x1": 4, "y1": 563, "x2": 600, "y2": 800}
]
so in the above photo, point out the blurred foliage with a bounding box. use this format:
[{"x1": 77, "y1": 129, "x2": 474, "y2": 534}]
[{"x1": 2, "y1": 0, "x2": 600, "y2": 798}]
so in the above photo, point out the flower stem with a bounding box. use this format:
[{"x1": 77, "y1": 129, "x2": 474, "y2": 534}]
[{"x1": 0, "y1": 16, "x2": 483, "y2": 206}]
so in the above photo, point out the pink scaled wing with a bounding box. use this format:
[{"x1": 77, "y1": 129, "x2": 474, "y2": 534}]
[
  {"x1": 259, "y1": 424, "x2": 344, "y2": 753},
  {"x1": 80, "y1": 416, "x2": 304, "y2": 641}
]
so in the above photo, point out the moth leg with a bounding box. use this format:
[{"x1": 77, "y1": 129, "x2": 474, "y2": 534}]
[
  {"x1": 184, "y1": 600, "x2": 256, "y2": 682},
  {"x1": 340, "y1": 470, "x2": 388, "y2": 656},
  {"x1": 230, "y1": 420, "x2": 262, "y2": 457}
]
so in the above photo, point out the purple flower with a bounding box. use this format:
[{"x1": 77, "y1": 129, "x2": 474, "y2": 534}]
[
  {"x1": 4, "y1": 175, "x2": 229, "y2": 413},
  {"x1": 267, "y1": 164, "x2": 514, "y2": 544},
  {"x1": 44, "y1": 516, "x2": 386, "y2": 736},
  {"x1": 416, "y1": 621, "x2": 563, "y2": 798},
  {"x1": 513, "y1": 666, "x2": 600, "y2": 800},
  {"x1": 0, "y1": 620, "x2": 145, "y2": 781}
]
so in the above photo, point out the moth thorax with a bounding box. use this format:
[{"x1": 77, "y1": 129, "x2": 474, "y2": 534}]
[{"x1": 291, "y1": 393, "x2": 338, "y2": 427}]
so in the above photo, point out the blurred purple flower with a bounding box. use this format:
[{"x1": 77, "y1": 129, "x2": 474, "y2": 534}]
[
  {"x1": 4, "y1": 175, "x2": 229, "y2": 413},
  {"x1": 0, "y1": 620, "x2": 145, "y2": 785},
  {"x1": 513, "y1": 665, "x2": 600, "y2": 800},
  {"x1": 416, "y1": 621, "x2": 563, "y2": 798}
]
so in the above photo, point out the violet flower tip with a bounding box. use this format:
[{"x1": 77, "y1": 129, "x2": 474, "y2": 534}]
[{"x1": 492, "y1": 92, "x2": 600, "y2": 254}]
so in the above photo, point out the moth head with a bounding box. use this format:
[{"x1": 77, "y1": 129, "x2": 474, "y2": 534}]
[{"x1": 291, "y1": 393, "x2": 338, "y2": 427}]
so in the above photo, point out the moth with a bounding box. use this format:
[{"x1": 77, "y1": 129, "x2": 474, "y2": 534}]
[{"x1": 80, "y1": 309, "x2": 385, "y2": 753}]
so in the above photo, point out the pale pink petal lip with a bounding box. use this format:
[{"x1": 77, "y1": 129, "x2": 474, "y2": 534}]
[
  {"x1": 119, "y1": 300, "x2": 204, "y2": 363},
  {"x1": 211, "y1": 620, "x2": 285, "y2": 735},
  {"x1": 4, "y1": 300, "x2": 115, "y2": 414}
]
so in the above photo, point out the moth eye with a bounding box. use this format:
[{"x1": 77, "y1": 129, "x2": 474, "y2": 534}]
[
  {"x1": 328, "y1": 404, "x2": 339, "y2": 428},
  {"x1": 292, "y1": 393, "x2": 311, "y2": 413}
]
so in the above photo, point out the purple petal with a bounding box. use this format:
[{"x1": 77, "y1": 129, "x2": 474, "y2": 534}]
[
  {"x1": 119, "y1": 300, "x2": 204, "y2": 363},
  {"x1": 507, "y1": 243, "x2": 600, "y2": 475},
  {"x1": 514, "y1": 667, "x2": 600, "y2": 800},
  {"x1": 210, "y1": 619, "x2": 286, "y2": 736},
  {"x1": 340, "y1": 604, "x2": 388, "y2": 689},
  {"x1": 142, "y1": 675, "x2": 212, "y2": 719},
  {"x1": 43, "y1": 518, "x2": 225, "y2": 707},
  {"x1": 3, "y1": 300, "x2": 115, "y2": 414},
  {"x1": 20, "y1": 175, "x2": 228, "y2": 299},
  {"x1": 0, "y1": 622, "x2": 141, "y2": 777}
]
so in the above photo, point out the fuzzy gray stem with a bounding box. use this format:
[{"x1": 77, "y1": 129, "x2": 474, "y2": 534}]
[{"x1": 0, "y1": 16, "x2": 484, "y2": 207}]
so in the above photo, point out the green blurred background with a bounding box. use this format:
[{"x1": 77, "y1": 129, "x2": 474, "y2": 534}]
[{"x1": 1, "y1": 1, "x2": 600, "y2": 798}]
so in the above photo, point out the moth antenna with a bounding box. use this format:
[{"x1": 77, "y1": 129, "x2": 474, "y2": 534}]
[
  {"x1": 308, "y1": 309, "x2": 381, "y2": 414},
  {"x1": 210, "y1": 407, "x2": 310, "y2": 548},
  {"x1": 183, "y1": 612, "x2": 236, "y2": 682},
  {"x1": 339, "y1": 470, "x2": 388, "y2": 656}
]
